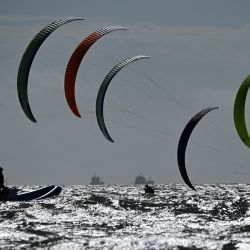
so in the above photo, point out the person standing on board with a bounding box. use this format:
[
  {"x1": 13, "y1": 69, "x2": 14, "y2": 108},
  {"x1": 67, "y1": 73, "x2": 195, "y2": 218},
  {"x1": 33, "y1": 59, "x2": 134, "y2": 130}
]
[
  {"x1": 144, "y1": 184, "x2": 155, "y2": 194},
  {"x1": 0, "y1": 167, "x2": 6, "y2": 189},
  {"x1": 0, "y1": 167, "x2": 8, "y2": 200}
]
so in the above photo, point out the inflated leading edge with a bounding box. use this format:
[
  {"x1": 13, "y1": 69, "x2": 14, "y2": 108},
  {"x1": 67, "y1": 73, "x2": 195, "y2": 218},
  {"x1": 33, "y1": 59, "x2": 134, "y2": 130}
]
[
  {"x1": 17, "y1": 16, "x2": 83, "y2": 123},
  {"x1": 177, "y1": 107, "x2": 218, "y2": 191}
]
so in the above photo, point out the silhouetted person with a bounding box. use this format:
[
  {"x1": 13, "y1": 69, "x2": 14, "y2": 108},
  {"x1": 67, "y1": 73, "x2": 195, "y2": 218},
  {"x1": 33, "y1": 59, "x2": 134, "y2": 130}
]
[
  {"x1": 0, "y1": 167, "x2": 8, "y2": 200},
  {"x1": 144, "y1": 184, "x2": 155, "y2": 194},
  {"x1": 0, "y1": 167, "x2": 5, "y2": 189}
]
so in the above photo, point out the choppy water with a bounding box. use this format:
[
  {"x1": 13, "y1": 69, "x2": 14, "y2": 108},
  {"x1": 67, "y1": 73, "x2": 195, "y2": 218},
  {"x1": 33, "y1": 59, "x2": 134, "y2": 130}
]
[{"x1": 1, "y1": 184, "x2": 250, "y2": 249}]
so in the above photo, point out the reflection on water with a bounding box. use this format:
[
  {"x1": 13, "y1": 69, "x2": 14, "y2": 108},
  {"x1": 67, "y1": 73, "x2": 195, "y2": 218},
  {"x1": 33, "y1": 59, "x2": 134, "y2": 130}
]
[{"x1": 0, "y1": 184, "x2": 250, "y2": 249}]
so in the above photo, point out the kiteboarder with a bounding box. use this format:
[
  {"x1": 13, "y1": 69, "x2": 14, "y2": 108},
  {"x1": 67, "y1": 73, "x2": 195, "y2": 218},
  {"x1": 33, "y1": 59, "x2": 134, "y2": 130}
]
[
  {"x1": 0, "y1": 167, "x2": 6, "y2": 189},
  {"x1": 144, "y1": 184, "x2": 155, "y2": 194},
  {"x1": 0, "y1": 167, "x2": 8, "y2": 200}
]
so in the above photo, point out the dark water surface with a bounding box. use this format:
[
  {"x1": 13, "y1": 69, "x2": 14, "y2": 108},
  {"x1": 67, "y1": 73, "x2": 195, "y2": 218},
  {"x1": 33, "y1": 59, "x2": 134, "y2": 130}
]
[{"x1": 0, "y1": 184, "x2": 250, "y2": 249}]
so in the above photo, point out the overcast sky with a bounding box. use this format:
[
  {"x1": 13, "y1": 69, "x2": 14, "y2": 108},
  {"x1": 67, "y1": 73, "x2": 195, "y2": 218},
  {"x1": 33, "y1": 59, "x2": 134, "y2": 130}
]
[{"x1": 1, "y1": 0, "x2": 250, "y2": 186}]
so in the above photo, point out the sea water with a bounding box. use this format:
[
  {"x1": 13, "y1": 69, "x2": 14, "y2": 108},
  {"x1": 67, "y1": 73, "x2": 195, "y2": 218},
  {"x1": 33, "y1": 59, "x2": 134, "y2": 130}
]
[{"x1": 0, "y1": 184, "x2": 250, "y2": 249}]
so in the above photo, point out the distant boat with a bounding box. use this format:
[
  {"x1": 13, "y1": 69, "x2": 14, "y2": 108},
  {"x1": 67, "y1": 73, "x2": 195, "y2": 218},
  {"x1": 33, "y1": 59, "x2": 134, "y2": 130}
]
[
  {"x1": 135, "y1": 174, "x2": 154, "y2": 185},
  {"x1": 90, "y1": 174, "x2": 105, "y2": 185}
]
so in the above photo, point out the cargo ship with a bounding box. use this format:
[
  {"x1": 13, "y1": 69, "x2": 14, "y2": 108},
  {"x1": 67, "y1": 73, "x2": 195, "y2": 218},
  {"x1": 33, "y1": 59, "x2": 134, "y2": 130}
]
[
  {"x1": 135, "y1": 174, "x2": 154, "y2": 185},
  {"x1": 90, "y1": 174, "x2": 105, "y2": 185}
]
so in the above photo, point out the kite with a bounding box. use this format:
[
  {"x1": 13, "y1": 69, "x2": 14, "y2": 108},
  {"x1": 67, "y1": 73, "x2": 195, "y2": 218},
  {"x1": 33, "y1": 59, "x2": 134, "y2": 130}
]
[
  {"x1": 64, "y1": 26, "x2": 126, "y2": 117},
  {"x1": 234, "y1": 75, "x2": 250, "y2": 147},
  {"x1": 96, "y1": 55, "x2": 149, "y2": 142},
  {"x1": 17, "y1": 16, "x2": 83, "y2": 122},
  {"x1": 177, "y1": 107, "x2": 218, "y2": 191}
]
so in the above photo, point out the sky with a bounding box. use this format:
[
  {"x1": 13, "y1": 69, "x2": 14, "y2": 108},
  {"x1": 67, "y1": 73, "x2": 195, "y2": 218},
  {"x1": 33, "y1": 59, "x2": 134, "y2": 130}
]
[{"x1": 1, "y1": 0, "x2": 250, "y2": 185}]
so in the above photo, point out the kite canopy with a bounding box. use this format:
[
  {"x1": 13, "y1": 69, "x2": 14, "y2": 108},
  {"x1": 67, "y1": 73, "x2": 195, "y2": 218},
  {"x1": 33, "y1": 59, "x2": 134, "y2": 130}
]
[
  {"x1": 234, "y1": 75, "x2": 250, "y2": 147},
  {"x1": 96, "y1": 55, "x2": 149, "y2": 142},
  {"x1": 177, "y1": 107, "x2": 218, "y2": 191},
  {"x1": 17, "y1": 16, "x2": 83, "y2": 123},
  {"x1": 64, "y1": 26, "x2": 127, "y2": 118}
]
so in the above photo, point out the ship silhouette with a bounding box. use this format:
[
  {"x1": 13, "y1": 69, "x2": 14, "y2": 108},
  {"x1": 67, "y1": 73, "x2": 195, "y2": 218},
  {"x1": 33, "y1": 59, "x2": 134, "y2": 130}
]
[
  {"x1": 90, "y1": 174, "x2": 105, "y2": 185},
  {"x1": 135, "y1": 173, "x2": 154, "y2": 185}
]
